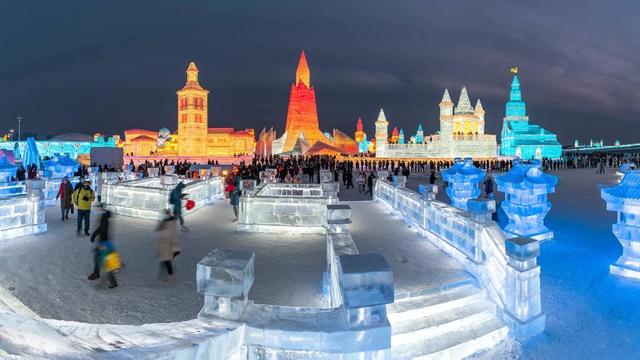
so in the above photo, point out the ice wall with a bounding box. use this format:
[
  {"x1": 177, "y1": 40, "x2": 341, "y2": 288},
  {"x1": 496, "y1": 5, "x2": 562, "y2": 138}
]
[{"x1": 0, "y1": 180, "x2": 47, "y2": 240}]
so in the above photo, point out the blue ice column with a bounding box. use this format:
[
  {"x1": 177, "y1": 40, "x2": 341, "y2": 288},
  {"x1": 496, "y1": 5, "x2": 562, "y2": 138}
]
[
  {"x1": 601, "y1": 171, "x2": 640, "y2": 280},
  {"x1": 441, "y1": 158, "x2": 486, "y2": 211},
  {"x1": 495, "y1": 160, "x2": 558, "y2": 241},
  {"x1": 197, "y1": 249, "x2": 255, "y2": 320}
]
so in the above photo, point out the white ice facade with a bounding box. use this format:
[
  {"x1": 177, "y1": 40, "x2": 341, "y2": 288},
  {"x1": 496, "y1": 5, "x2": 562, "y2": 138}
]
[
  {"x1": 374, "y1": 178, "x2": 545, "y2": 342},
  {"x1": 374, "y1": 87, "x2": 497, "y2": 159},
  {"x1": 602, "y1": 170, "x2": 640, "y2": 280},
  {"x1": 102, "y1": 175, "x2": 224, "y2": 220}
]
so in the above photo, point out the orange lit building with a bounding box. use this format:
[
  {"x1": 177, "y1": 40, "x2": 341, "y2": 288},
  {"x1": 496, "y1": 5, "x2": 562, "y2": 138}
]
[
  {"x1": 123, "y1": 62, "x2": 255, "y2": 160},
  {"x1": 256, "y1": 51, "x2": 357, "y2": 156}
]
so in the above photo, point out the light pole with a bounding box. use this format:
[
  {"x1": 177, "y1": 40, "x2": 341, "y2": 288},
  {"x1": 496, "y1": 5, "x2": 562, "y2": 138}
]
[{"x1": 17, "y1": 116, "x2": 22, "y2": 141}]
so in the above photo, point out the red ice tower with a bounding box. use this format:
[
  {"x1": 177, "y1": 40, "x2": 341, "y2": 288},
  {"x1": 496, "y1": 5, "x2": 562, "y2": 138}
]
[{"x1": 283, "y1": 51, "x2": 328, "y2": 152}]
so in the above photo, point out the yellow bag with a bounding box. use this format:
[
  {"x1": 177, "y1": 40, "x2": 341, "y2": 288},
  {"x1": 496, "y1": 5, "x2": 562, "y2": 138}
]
[{"x1": 103, "y1": 252, "x2": 121, "y2": 273}]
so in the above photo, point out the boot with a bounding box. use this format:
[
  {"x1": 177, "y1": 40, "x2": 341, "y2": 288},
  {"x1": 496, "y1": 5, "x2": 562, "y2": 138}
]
[{"x1": 87, "y1": 272, "x2": 100, "y2": 281}]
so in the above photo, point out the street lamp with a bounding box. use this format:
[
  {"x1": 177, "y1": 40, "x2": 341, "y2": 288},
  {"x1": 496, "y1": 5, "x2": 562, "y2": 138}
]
[
  {"x1": 17, "y1": 116, "x2": 22, "y2": 141},
  {"x1": 9, "y1": 129, "x2": 14, "y2": 141}
]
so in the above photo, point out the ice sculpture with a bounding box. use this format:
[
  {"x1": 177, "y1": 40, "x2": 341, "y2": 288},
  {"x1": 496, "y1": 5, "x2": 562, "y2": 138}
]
[
  {"x1": 495, "y1": 160, "x2": 558, "y2": 241},
  {"x1": 0, "y1": 156, "x2": 17, "y2": 183},
  {"x1": 197, "y1": 249, "x2": 255, "y2": 320},
  {"x1": 0, "y1": 157, "x2": 23, "y2": 198},
  {"x1": 441, "y1": 158, "x2": 486, "y2": 210},
  {"x1": 418, "y1": 183, "x2": 438, "y2": 200},
  {"x1": 21, "y1": 137, "x2": 41, "y2": 168},
  {"x1": 468, "y1": 198, "x2": 496, "y2": 222},
  {"x1": 601, "y1": 170, "x2": 640, "y2": 279},
  {"x1": 392, "y1": 175, "x2": 406, "y2": 188}
]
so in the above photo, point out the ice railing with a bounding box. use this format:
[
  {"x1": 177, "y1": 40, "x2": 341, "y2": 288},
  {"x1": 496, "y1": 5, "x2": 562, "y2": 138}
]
[
  {"x1": 237, "y1": 182, "x2": 339, "y2": 234},
  {"x1": 374, "y1": 179, "x2": 544, "y2": 341},
  {"x1": 0, "y1": 180, "x2": 47, "y2": 240},
  {"x1": 103, "y1": 175, "x2": 224, "y2": 220}
]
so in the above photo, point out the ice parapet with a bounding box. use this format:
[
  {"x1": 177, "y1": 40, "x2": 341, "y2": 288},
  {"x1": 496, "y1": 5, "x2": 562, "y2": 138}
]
[
  {"x1": 441, "y1": 157, "x2": 486, "y2": 210},
  {"x1": 197, "y1": 249, "x2": 255, "y2": 299},
  {"x1": 495, "y1": 159, "x2": 558, "y2": 241},
  {"x1": 0, "y1": 180, "x2": 47, "y2": 240},
  {"x1": 601, "y1": 170, "x2": 640, "y2": 280},
  {"x1": 338, "y1": 254, "x2": 394, "y2": 309}
]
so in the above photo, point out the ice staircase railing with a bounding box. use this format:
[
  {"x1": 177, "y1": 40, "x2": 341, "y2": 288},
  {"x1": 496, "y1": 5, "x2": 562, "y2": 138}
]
[{"x1": 374, "y1": 179, "x2": 545, "y2": 341}]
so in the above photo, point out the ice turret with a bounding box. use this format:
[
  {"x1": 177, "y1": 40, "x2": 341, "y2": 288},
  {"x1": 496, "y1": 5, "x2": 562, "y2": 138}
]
[{"x1": 441, "y1": 158, "x2": 486, "y2": 210}]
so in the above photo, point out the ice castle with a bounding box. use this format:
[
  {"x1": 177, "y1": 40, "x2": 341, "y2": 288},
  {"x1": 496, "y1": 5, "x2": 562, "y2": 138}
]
[
  {"x1": 500, "y1": 72, "x2": 562, "y2": 159},
  {"x1": 374, "y1": 86, "x2": 497, "y2": 159}
]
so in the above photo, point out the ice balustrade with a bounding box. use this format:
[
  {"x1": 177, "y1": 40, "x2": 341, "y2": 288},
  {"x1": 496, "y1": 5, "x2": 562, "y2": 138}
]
[
  {"x1": 0, "y1": 180, "x2": 47, "y2": 240},
  {"x1": 103, "y1": 175, "x2": 224, "y2": 220},
  {"x1": 237, "y1": 183, "x2": 338, "y2": 234},
  {"x1": 602, "y1": 170, "x2": 640, "y2": 280},
  {"x1": 374, "y1": 179, "x2": 544, "y2": 340}
]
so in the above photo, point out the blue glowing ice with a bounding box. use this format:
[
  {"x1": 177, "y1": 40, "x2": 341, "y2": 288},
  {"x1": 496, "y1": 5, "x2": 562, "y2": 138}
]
[
  {"x1": 601, "y1": 170, "x2": 640, "y2": 280},
  {"x1": 441, "y1": 158, "x2": 486, "y2": 211},
  {"x1": 22, "y1": 137, "x2": 41, "y2": 168},
  {"x1": 495, "y1": 160, "x2": 558, "y2": 241},
  {"x1": 42, "y1": 156, "x2": 78, "y2": 179}
]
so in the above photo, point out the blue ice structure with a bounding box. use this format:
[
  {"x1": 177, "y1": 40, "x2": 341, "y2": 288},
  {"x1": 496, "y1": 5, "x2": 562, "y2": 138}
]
[
  {"x1": 0, "y1": 156, "x2": 17, "y2": 183},
  {"x1": 42, "y1": 156, "x2": 78, "y2": 179},
  {"x1": 441, "y1": 157, "x2": 486, "y2": 211},
  {"x1": 500, "y1": 75, "x2": 562, "y2": 159},
  {"x1": 415, "y1": 124, "x2": 424, "y2": 143},
  {"x1": 601, "y1": 170, "x2": 640, "y2": 280},
  {"x1": 358, "y1": 133, "x2": 370, "y2": 153},
  {"x1": 0, "y1": 133, "x2": 118, "y2": 161},
  {"x1": 398, "y1": 129, "x2": 405, "y2": 144},
  {"x1": 13, "y1": 142, "x2": 20, "y2": 160},
  {"x1": 495, "y1": 159, "x2": 558, "y2": 241},
  {"x1": 22, "y1": 137, "x2": 41, "y2": 168}
]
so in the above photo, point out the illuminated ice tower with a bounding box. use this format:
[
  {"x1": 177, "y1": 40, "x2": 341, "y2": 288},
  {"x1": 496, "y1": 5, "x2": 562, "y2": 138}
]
[
  {"x1": 495, "y1": 160, "x2": 558, "y2": 241},
  {"x1": 375, "y1": 109, "x2": 389, "y2": 157},
  {"x1": 439, "y1": 89, "x2": 454, "y2": 140},
  {"x1": 601, "y1": 170, "x2": 640, "y2": 279},
  {"x1": 355, "y1": 117, "x2": 365, "y2": 144},
  {"x1": 177, "y1": 62, "x2": 209, "y2": 157},
  {"x1": 500, "y1": 72, "x2": 561, "y2": 159},
  {"x1": 282, "y1": 51, "x2": 328, "y2": 152}
]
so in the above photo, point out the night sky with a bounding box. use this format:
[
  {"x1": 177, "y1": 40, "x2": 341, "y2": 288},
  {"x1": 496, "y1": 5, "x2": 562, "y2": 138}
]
[{"x1": 1, "y1": 1, "x2": 639, "y2": 145}]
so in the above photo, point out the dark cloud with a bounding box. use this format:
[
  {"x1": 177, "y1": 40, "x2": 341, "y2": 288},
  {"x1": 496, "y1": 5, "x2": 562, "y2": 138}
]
[{"x1": 0, "y1": 0, "x2": 637, "y2": 144}]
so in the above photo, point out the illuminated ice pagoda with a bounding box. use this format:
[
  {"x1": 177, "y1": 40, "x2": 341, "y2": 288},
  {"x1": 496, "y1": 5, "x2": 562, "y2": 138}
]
[
  {"x1": 374, "y1": 86, "x2": 497, "y2": 159},
  {"x1": 500, "y1": 71, "x2": 562, "y2": 159}
]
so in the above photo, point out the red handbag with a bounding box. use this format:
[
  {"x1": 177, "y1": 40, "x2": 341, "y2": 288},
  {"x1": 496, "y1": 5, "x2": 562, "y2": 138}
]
[
  {"x1": 185, "y1": 199, "x2": 195, "y2": 211},
  {"x1": 225, "y1": 184, "x2": 235, "y2": 192}
]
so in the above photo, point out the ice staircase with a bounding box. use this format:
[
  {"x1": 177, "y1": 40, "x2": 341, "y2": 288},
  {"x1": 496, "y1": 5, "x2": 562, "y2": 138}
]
[{"x1": 389, "y1": 274, "x2": 508, "y2": 359}]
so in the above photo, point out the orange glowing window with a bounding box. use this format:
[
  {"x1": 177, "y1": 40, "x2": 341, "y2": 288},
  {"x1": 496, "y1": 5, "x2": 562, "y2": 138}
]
[
  {"x1": 181, "y1": 114, "x2": 188, "y2": 123},
  {"x1": 196, "y1": 114, "x2": 202, "y2": 123}
]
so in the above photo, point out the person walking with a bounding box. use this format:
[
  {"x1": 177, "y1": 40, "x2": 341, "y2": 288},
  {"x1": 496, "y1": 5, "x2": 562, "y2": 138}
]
[
  {"x1": 366, "y1": 172, "x2": 375, "y2": 197},
  {"x1": 429, "y1": 169, "x2": 436, "y2": 185},
  {"x1": 229, "y1": 175, "x2": 241, "y2": 221},
  {"x1": 484, "y1": 175, "x2": 494, "y2": 199},
  {"x1": 169, "y1": 182, "x2": 188, "y2": 231},
  {"x1": 156, "y1": 211, "x2": 181, "y2": 282},
  {"x1": 357, "y1": 172, "x2": 365, "y2": 193},
  {"x1": 56, "y1": 176, "x2": 73, "y2": 220},
  {"x1": 72, "y1": 180, "x2": 94, "y2": 236},
  {"x1": 16, "y1": 164, "x2": 26, "y2": 181},
  {"x1": 88, "y1": 208, "x2": 111, "y2": 281}
]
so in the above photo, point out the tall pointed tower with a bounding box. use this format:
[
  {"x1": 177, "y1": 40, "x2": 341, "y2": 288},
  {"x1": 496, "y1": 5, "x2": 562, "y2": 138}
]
[
  {"x1": 177, "y1": 62, "x2": 209, "y2": 156},
  {"x1": 475, "y1": 99, "x2": 485, "y2": 134},
  {"x1": 283, "y1": 51, "x2": 326, "y2": 152},
  {"x1": 375, "y1": 108, "x2": 389, "y2": 158},
  {"x1": 439, "y1": 89, "x2": 454, "y2": 139},
  {"x1": 355, "y1": 117, "x2": 365, "y2": 143}
]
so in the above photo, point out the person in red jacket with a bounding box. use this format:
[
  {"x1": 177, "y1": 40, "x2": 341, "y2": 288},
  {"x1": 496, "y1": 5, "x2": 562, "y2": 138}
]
[{"x1": 56, "y1": 176, "x2": 73, "y2": 221}]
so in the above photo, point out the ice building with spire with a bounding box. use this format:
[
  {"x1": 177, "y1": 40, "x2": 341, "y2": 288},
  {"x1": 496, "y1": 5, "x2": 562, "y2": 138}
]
[
  {"x1": 373, "y1": 86, "x2": 497, "y2": 158},
  {"x1": 500, "y1": 73, "x2": 561, "y2": 159}
]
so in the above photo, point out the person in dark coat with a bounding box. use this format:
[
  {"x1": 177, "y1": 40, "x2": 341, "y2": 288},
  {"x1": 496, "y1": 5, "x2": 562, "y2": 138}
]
[
  {"x1": 56, "y1": 176, "x2": 73, "y2": 220},
  {"x1": 16, "y1": 164, "x2": 26, "y2": 181},
  {"x1": 230, "y1": 175, "x2": 241, "y2": 221},
  {"x1": 366, "y1": 172, "x2": 375, "y2": 197},
  {"x1": 156, "y1": 211, "x2": 181, "y2": 282},
  {"x1": 484, "y1": 176, "x2": 494, "y2": 199},
  {"x1": 429, "y1": 169, "x2": 436, "y2": 184},
  {"x1": 169, "y1": 182, "x2": 188, "y2": 231}
]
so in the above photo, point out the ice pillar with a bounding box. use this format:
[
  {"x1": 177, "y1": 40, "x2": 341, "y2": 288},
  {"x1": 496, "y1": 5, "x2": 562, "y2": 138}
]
[
  {"x1": 197, "y1": 249, "x2": 255, "y2": 321},
  {"x1": 441, "y1": 158, "x2": 485, "y2": 211},
  {"x1": 503, "y1": 237, "x2": 545, "y2": 340},
  {"x1": 495, "y1": 160, "x2": 558, "y2": 241},
  {"x1": 601, "y1": 171, "x2": 640, "y2": 280},
  {"x1": 467, "y1": 198, "x2": 496, "y2": 222}
]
